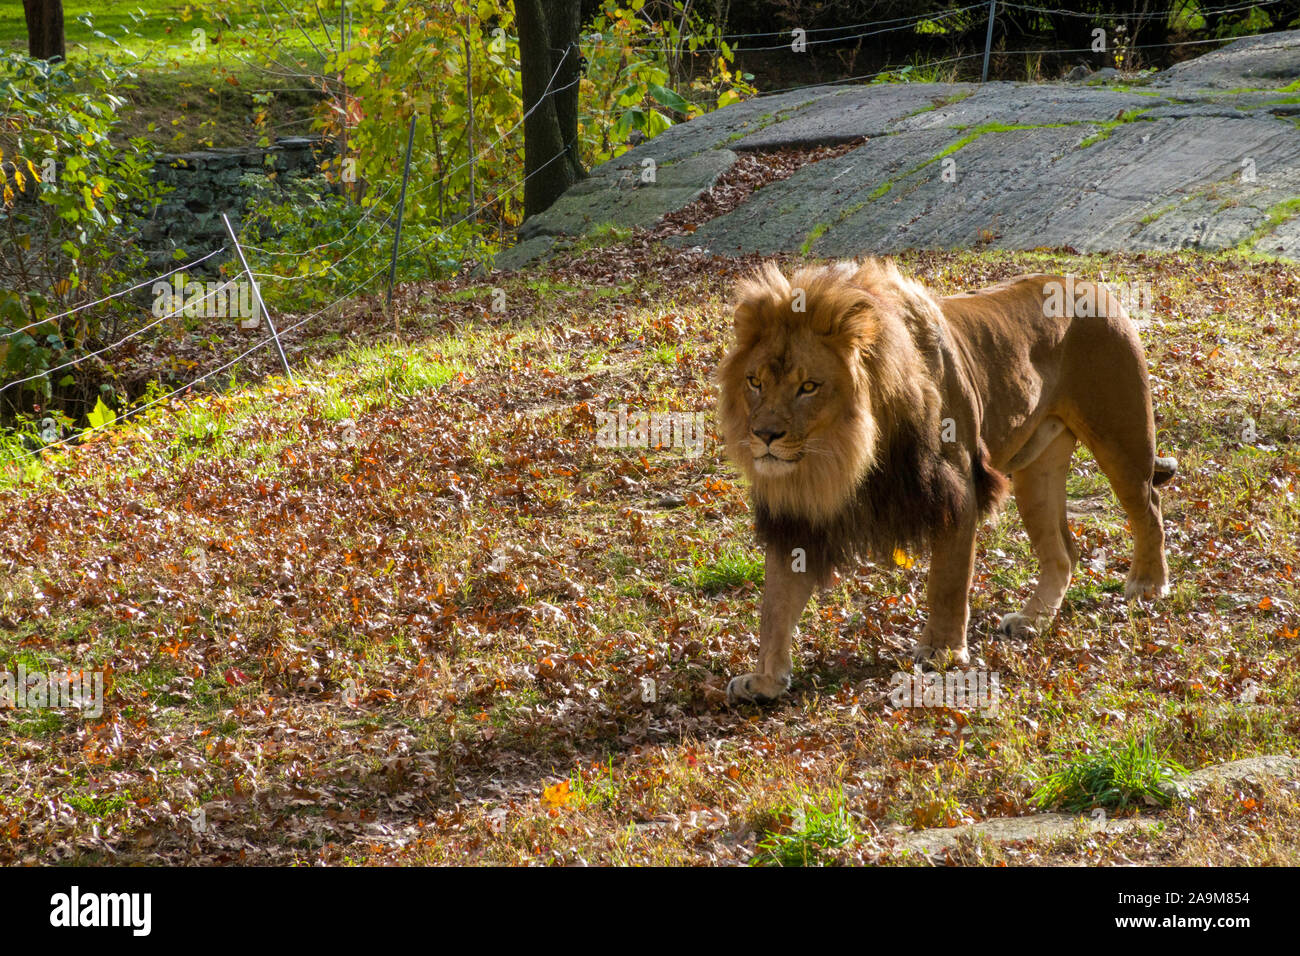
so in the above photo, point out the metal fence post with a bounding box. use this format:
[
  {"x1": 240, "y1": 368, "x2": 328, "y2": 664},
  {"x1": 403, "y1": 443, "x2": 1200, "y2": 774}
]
[
  {"x1": 221, "y1": 213, "x2": 293, "y2": 383},
  {"x1": 982, "y1": 0, "x2": 997, "y2": 82},
  {"x1": 464, "y1": 14, "x2": 477, "y2": 241},
  {"x1": 386, "y1": 114, "x2": 419, "y2": 314}
]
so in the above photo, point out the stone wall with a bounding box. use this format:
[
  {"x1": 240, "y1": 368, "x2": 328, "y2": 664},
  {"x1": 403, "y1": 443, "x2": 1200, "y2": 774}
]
[
  {"x1": 3, "y1": 136, "x2": 336, "y2": 275},
  {"x1": 144, "y1": 136, "x2": 337, "y2": 272}
]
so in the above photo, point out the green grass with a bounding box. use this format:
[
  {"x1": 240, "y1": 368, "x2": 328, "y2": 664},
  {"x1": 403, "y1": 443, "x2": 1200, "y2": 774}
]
[
  {"x1": 0, "y1": 1, "x2": 328, "y2": 150},
  {"x1": 930, "y1": 121, "x2": 1064, "y2": 164},
  {"x1": 1032, "y1": 736, "x2": 1188, "y2": 812},
  {"x1": 800, "y1": 222, "x2": 830, "y2": 254},
  {"x1": 358, "y1": 353, "x2": 459, "y2": 397},
  {"x1": 687, "y1": 548, "x2": 764, "y2": 593},
  {"x1": 1237, "y1": 197, "x2": 1300, "y2": 253},
  {"x1": 0, "y1": 2, "x2": 326, "y2": 63},
  {"x1": 847, "y1": 119, "x2": 1082, "y2": 220},
  {"x1": 1139, "y1": 199, "x2": 1184, "y2": 225},
  {"x1": 649, "y1": 344, "x2": 678, "y2": 366},
  {"x1": 64, "y1": 791, "x2": 132, "y2": 817},
  {"x1": 752, "y1": 790, "x2": 856, "y2": 866},
  {"x1": 571, "y1": 222, "x2": 633, "y2": 253},
  {"x1": 906, "y1": 89, "x2": 975, "y2": 116},
  {"x1": 1077, "y1": 109, "x2": 1151, "y2": 148},
  {"x1": 0, "y1": 4, "x2": 181, "y2": 57}
]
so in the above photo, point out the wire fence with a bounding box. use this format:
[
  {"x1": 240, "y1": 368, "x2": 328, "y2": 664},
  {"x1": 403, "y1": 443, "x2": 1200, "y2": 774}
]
[
  {"x1": 1, "y1": 247, "x2": 228, "y2": 340},
  {"x1": 576, "y1": 0, "x2": 1288, "y2": 56},
  {"x1": 0, "y1": 31, "x2": 592, "y2": 432},
  {"x1": 576, "y1": 3, "x2": 991, "y2": 57},
  {"x1": 0, "y1": 131, "x2": 582, "y2": 468},
  {"x1": 3, "y1": 0, "x2": 1294, "y2": 468}
]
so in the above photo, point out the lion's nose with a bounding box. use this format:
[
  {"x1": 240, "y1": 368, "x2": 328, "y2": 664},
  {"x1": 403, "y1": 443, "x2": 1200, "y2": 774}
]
[{"x1": 753, "y1": 428, "x2": 786, "y2": 446}]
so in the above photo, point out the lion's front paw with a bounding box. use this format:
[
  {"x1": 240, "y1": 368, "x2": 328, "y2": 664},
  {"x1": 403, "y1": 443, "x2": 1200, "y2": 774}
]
[
  {"x1": 997, "y1": 612, "x2": 1041, "y2": 640},
  {"x1": 1124, "y1": 574, "x2": 1169, "y2": 601},
  {"x1": 726, "y1": 672, "x2": 790, "y2": 705},
  {"x1": 910, "y1": 642, "x2": 970, "y2": 668}
]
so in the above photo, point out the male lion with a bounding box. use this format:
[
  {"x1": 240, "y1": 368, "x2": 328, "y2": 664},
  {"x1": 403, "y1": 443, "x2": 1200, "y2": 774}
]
[{"x1": 717, "y1": 258, "x2": 1175, "y2": 704}]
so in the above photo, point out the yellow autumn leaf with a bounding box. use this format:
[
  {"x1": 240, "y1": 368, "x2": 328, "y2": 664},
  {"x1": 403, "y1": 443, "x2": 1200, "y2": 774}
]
[
  {"x1": 541, "y1": 780, "x2": 572, "y2": 809},
  {"x1": 893, "y1": 549, "x2": 915, "y2": 569},
  {"x1": 86, "y1": 396, "x2": 116, "y2": 431}
]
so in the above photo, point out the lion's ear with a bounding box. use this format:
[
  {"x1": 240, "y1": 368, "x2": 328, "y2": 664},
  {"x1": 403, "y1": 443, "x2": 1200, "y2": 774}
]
[
  {"x1": 732, "y1": 262, "x2": 789, "y2": 342},
  {"x1": 731, "y1": 297, "x2": 766, "y2": 352},
  {"x1": 826, "y1": 292, "x2": 881, "y2": 356}
]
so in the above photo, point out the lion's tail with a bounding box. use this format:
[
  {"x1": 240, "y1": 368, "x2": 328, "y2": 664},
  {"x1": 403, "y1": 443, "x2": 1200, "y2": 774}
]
[
  {"x1": 1153, "y1": 456, "x2": 1178, "y2": 487},
  {"x1": 973, "y1": 441, "x2": 1011, "y2": 514}
]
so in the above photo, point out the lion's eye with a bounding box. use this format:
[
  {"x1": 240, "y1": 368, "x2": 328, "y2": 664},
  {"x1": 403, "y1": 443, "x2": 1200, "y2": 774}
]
[
  {"x1": 798, "y1": 380, "x2": 820, "y2": 394},
  {"x1": 747, "y1": 376, "x2": 762, "y2": 390}
]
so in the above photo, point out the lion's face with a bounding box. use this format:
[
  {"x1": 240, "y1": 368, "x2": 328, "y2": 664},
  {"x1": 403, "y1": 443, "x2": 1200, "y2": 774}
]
[
  {"x1": 718, "y1": 262, "x2": 883, "y2": 522},
  {"x1": 737, "y1": 328, "x2": 854, "y2": 477}
]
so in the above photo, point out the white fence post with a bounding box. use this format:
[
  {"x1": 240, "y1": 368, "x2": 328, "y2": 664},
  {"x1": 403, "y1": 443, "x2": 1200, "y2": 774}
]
[{"x1": 221, "y1": 213, "x2": 294, "y2": 383}]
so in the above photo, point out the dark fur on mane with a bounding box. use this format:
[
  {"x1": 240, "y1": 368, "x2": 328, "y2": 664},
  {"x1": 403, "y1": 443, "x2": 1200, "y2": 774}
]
[{"x1": 753, "y1": 415, "x2": 1008, "y2": 583}]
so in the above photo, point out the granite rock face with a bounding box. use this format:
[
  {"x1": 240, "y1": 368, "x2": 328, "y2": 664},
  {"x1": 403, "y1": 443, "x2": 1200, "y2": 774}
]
[
  {"x1": 497, "y1": 29, "x2": 1300, "y2": 269},
  {"x1": 891, "y1": 755, "x2": 1300, "y2": 860}
]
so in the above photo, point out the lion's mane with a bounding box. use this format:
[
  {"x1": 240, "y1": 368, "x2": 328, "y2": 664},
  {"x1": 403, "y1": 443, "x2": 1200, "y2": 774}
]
[{"x1": 717, "y1": 259, "x2": 1008, "y2": 581}]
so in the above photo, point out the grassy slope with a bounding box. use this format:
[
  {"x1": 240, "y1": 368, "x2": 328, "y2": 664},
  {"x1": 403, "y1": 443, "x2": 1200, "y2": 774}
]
[
  {"x1": 0, "y1": 1, "x2": 327, "y2": 150},
  {"x1": 1, "y1": 243, "x2": 1298, "y2": 866}
]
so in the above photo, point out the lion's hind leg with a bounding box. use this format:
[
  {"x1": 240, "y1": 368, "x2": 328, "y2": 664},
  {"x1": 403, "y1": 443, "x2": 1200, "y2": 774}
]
[
  {"x1": 1076, "y1": 424, "x2": 1170, "y2": 602},
  {"x1": 999, "y1": 427, "x2": 1078, "y2": 639},
  {"x1": 1095, "y1": 451, "x2": 1170, "y2": 601}
]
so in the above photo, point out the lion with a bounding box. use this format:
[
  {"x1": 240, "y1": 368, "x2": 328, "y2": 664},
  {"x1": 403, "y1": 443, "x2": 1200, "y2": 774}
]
[{"x1": 717, "y1": 258, "x2": 1176, "y2": 704}]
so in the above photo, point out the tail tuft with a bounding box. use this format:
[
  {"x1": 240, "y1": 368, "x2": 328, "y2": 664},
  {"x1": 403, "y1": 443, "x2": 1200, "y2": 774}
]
[
  {"x1": 973, "y1": 442, "x2": 1010, "y2": 514},
  {"x1": 1153, "y1": 456, "x2": 1178, "y2": 487}
]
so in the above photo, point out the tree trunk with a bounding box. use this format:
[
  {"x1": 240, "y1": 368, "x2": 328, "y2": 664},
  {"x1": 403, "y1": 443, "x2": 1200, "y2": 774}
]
[
  {"x1": 515, "y1": 0, "x2": 584, "y2": 219},
  {"x1": 23, "y1": 0, "x2": 66, "y2": 61},
  {"x1": 547, "y1": 1, "x2": 584, "y2": 184}
]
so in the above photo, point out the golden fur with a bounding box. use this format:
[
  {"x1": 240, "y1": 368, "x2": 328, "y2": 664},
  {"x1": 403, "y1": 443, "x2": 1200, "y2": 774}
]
[{"x1": 718, "y1": 258, "x2": 1174, "y2": 704}]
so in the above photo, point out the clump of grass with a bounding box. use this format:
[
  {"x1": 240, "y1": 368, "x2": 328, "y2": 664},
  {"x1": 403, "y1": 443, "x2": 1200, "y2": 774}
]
[
  {"x1": 688, "y1": 548, "x2": 763, "y2": 593},
  {"x1": 571, "y1": 222, "x2": 632, "y2": 252},
  {"x1": 650, "y1": 344, "x2": 678, "y2": 366},
  {"x1": 359, "y1": 352, "x2": 459, "y2": 398},
  {"x1": 800, "y1": 222, "x2": 830, "y2": 254},
  {"x1": 752, "y1": 791, "x2": 855, "y2": 866},
  {"x1": 65, "y1": 791, "x2": 132, "y2": 817},
  {"x1": 1032, "y1": 735, "x2": 1187, "y2": 812}
]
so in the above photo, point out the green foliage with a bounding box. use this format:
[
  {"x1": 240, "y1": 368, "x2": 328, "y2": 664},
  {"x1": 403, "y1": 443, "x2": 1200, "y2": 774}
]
[
  {"x1": 237, "y1": 172, "x2": 456, "y2": 311},
  {"x1": 871, "y1": 59, "x2": 954, "y2": 85},
  {"x1": 584, "y1": 0, "x2": 755, "y2": 161},
  {"x1": 1032, "y1": 735, "x2": 1188, "y2": 812},
  {"x1": 0, "y1": 407, "x2": 71, "y2": 482},
  {"x1": 85, "y1": 395, "x2": 116, "y2": 431},
  {"x1": 688, "y1": 547, "x2": 764, "y2": 593},
  {"x1": 752, "y1": 791, "x2": 856, "y2": 866},
  {"x1": 0, "y1": 49, "x2": 169, "y2": 411},
  {"x1": 310, "y1": 0, "x2": 522, "y2": 264},
  {"x1": 226, "y1": 0, "x2": 752, "y2": 293}
]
